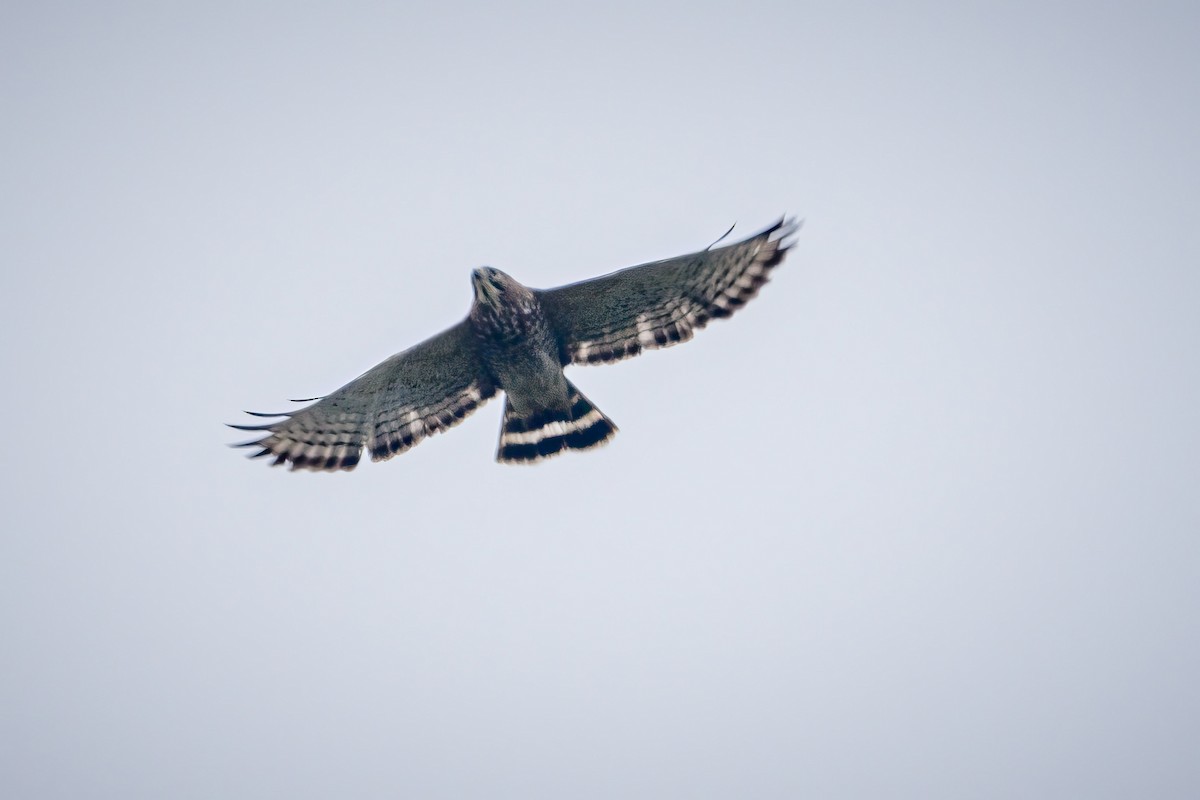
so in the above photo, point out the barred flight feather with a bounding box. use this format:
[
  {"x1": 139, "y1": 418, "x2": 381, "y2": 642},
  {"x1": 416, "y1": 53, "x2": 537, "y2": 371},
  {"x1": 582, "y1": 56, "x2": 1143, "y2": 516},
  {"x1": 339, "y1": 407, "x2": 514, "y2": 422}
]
[
  {"x1": 539, "y1": 217, "x2": 799, "y2": 366},
  {"x1": 367, "y1": 383, "x2": 493, "y2": 462},
  {"x1": 229, "y1": 320, "x2": 492, "y2": 471},
  {"x1": 496, "y1": 384, "x2": 617, "y2": 464}
]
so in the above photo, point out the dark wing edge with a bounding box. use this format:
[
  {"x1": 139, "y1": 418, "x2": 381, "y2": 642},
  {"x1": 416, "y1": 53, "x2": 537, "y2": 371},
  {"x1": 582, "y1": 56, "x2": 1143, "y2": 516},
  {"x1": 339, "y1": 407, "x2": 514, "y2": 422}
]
[
  {"x1": 539, "y1": 216, "x2": 801, "y2": 366},
  {"x1": 228, "y1": 320, "x2": 495, "y2": 472}
]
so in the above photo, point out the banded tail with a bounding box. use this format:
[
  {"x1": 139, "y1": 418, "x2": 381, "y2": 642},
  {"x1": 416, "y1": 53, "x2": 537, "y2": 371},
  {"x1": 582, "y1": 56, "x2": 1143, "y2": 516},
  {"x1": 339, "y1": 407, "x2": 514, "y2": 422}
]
[{"x1": 497, "y1": 381, "x2": 617, "y2": 463}]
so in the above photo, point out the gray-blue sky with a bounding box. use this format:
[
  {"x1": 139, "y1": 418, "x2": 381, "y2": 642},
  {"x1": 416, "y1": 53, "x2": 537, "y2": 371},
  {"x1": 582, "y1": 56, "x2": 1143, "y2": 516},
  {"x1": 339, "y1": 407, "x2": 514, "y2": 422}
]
[{"x1": 2, "y1": 2, "x2": 1198, "y2": 798}]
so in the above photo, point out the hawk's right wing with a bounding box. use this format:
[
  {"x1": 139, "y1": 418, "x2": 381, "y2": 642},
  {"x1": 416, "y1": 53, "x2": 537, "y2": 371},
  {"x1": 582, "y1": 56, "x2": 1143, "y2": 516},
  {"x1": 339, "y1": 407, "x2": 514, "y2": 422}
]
[
  {"x1": 538, "y1": 217, "x2": 799, "y2": 365},
  {"x1": 230, "y1": 320, "x2": 495, "y2": 471}
]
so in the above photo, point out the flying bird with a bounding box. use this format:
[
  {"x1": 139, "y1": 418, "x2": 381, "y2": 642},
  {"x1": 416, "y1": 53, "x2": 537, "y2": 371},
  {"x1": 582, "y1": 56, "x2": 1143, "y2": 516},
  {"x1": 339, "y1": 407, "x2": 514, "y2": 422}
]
[{"x1": 231, "y1": 216, "x2": 800, "y2": 470}]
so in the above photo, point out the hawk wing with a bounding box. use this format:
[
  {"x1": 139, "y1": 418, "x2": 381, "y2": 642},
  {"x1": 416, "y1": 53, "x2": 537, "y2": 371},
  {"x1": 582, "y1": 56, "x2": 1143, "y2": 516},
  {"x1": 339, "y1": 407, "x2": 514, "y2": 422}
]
[
  {"x1": 230, "y1": 320, "x2": 495, "y2": 471},
  {"x1": 538, "y1": 217, "x2": 799, "y2": 365}
]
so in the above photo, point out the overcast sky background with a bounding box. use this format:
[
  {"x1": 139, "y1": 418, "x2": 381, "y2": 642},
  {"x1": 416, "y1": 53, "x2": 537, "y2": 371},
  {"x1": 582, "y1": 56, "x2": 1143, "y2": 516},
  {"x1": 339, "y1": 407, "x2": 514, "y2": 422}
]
[{"x1": 2, "y1": 2, "x2": 1198, "y2": 798}]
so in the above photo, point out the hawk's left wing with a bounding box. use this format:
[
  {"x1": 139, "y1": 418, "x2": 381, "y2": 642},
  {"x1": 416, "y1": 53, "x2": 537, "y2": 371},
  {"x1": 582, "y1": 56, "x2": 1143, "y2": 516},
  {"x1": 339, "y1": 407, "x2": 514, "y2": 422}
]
[
  {"x1": 538, "y1": 217, "x2": 799, "y2": 365},
  {"x1": 230, "y1": 320, "x2": 495, "y2": 471}
]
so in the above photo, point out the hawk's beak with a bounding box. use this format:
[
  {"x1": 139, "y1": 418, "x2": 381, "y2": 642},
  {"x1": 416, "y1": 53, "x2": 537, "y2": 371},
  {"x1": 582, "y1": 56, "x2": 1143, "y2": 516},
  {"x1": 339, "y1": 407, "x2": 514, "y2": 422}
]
[{"x1": 472, "y1": 270, "x2": 499, "y2": 302}]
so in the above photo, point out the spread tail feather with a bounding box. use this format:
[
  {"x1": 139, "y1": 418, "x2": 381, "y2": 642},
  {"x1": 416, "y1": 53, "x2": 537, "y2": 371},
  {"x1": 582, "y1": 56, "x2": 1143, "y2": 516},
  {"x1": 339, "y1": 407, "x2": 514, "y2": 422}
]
[{"x1": 497, "y1": 382, "x2": 617, "y2": 464}]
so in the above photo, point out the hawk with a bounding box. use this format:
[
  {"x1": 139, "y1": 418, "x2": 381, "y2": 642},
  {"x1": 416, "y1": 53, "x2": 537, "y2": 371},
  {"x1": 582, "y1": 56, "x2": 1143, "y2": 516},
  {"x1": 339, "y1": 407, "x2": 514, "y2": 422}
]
[{"x1": 231, "y1": 216, "x2": 800, "y2": 470}]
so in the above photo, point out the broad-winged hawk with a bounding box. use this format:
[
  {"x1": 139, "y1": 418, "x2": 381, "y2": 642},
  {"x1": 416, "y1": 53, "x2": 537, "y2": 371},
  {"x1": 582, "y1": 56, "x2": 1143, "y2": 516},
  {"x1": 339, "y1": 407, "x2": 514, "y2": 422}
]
[{"x1": 231, "y1": 217, "x2": 800, "y2": 469}]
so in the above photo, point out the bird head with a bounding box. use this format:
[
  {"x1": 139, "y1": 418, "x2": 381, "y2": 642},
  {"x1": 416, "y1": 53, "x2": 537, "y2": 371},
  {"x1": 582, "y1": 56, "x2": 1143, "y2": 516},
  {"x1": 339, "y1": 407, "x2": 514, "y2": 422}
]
[{"x1": 471, "y1": 267, "x2": 529, "y2": 310}]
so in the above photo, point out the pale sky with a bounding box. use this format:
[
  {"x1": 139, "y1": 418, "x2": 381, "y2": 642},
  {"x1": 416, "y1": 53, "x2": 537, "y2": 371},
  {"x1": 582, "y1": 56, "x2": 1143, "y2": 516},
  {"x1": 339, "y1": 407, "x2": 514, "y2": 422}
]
[{"x1": 2, "y1": 2, "x2": 1198, "y2": 798}]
